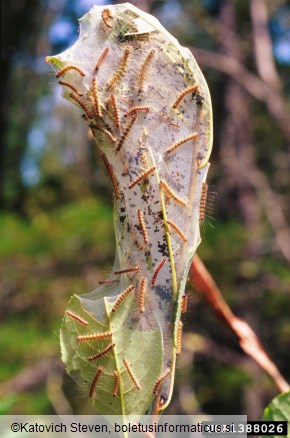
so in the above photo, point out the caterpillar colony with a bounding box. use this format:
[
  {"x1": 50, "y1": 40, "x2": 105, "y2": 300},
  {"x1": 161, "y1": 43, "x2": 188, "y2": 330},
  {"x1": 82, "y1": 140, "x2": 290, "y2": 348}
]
[{"x1": 46, "y1": 3, "x2": 213, "y2": 418}]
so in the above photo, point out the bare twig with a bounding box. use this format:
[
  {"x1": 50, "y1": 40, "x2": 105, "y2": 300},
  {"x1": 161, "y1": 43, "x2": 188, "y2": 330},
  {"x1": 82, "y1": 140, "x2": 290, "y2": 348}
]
[
  {"x1": 190, "y1": 255, "x2": 290, "y2": 394},
  {"x1": 240, "y1": 161, "x2": 290, "y2": 264},
  {"x1": 191, "y1": 47, "x2": 265, "y2": 99},
  {"x1": 190, "y1": 47, "x2": 290, "y2": 141},
  {"x1": 46, "y1": 372, "x2": 73, "y2": 415},
  {"x1": 249, "y1": 0, "x2": 281, "y2": 90},
  {"x1": 0, "y1": 357, "x2": 63, "y2": 397}
]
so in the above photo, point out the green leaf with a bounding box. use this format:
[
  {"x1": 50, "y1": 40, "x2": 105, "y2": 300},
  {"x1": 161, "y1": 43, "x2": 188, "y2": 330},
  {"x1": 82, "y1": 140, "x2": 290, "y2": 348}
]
[
  {"x1": 61, "y1": 292, "x2": 163, "y2": 416},
  {"x1": 262, "y1": 391, "x2": 290, "y2": 438},
  {"x1": 47, "y1": 3, "x2": 213, "y2": 415}
]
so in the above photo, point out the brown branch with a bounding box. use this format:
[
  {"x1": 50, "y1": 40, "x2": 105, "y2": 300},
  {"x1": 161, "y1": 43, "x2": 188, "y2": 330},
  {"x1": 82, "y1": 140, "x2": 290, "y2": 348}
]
[
  {"x1": 190, "y1": 254, "x2": 290, "y2": 394},
  {"x1": 190, "y1": 47, "x2": 290, "y2": 141},
  {"x1": 249, "y1": 0, "x2": 281, "y2": 90},
  {"x1": 0, "y1": 357, "x2": 63, "y2": 397},
  {"x1": 46, "y1": 372, "x2": 73, "y2": 415},
  {"x1": 192, "y1": 47, "x2": 265, "y2": 99},
  {"x1": 241, "y1": 162, "x2": 290, "y2": 264}
]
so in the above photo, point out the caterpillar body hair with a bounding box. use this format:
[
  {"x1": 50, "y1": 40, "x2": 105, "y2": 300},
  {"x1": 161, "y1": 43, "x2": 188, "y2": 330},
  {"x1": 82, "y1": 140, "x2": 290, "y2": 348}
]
[
  {"x1": 151, "y1": 258, "x2": 166, "y2": 285},
  {"x1": 128, "y1": 166, "x2": 156, "y2": 189},
  {"x1": 166, "y1": 133, "x2": 198, "y2": 154},
  {"x1": 124, "y1": 106, "x2": 150, "y2": 117},
  {"x1": 77, "y1": 331, "x2": 113, "y2": 341},
  {"x1": 107, "y1": 47, "x2": 131, "y2": 91},
  {"x1": 102, "y1": 8, "x2": 113, "y2": 29},
  {"x1": 113, "y1": 371, "x2": 119, "y2": 397},
  {"x1": 89, "y1": 365, "x2": 104, "y2": 398},
  {"x1": 112, "y1": 285, "x2": 135, "y2": 313},
  {"x1": 137, "y1": 210, "x2": 149, "y2": 244},
  {"x1": 70, "y1": 92, "x2": 93, "y2": 119},
  {"x1": 65, "y1": 310, "x2": 88, "y2": 326},
  {"x1": 114, "y1": 266, "x2": 140, "y2": 275},
  {"x1": 138, "y1": 50, "x2": 155, "y2": 92},
  {"x1": 123, "y1": 358, "x2": 141, "y2": 390},
  {"x1": 59, "y1": 81, "x2": 83, "y2": 96},
  {"x1": 172, "y1": 85, "x2": 199, "y2": 109},
  {"x1": 199, "y1": 183, "x2": 208, "y2": 222},
  {"x1": 101, "y1": 154, "x2": 120, "y2": 199},
  {"x1": 56, "y1": 65, "x2": 85, "y2": 78},
  {"x1": 159, "y1": 179, "x2": 187, "y2": 207},
  {"x1": 95, "y1": 47, "x2": 109, "y2": 71},
  {"x1": 116, "y1": 113, "x2": 137, "y2": 152},
  {"x1": 153, "y1": 368, "x2": 171, "y2": 395},
  {"x1": 92, "y1": 77, "x2": 102, "y2": 118},
  {"x1": 88, "y1": 342, "x2": 115, "y2": 361},
  {"x1": 138, "y1": 276, "x2": 147, "y2": 313},
  {"x1": 176, "y1": 321, "x2": 183, "y2": 355},
  {"x1": 166, "y1": 219, "x2": 187, "y2": 242},
  {"x1": 110, "y1": 95, "x2": 120, "y2": 128}
]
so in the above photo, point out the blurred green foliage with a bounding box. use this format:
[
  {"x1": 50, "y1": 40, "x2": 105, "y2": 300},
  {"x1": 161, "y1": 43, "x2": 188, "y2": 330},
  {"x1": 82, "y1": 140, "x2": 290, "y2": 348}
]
[
  {"x1": 0, "y1": 199, "x2": 114, "y2": 258},
  {"x1": 0, "y1": 197, "x2": 114, "y2": 414}
]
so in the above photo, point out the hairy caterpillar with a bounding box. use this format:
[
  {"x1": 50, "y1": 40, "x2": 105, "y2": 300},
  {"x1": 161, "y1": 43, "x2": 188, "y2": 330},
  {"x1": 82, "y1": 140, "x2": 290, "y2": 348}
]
[
  {"x1": 101, "y1": 8, "x2": 113, "y2": 29},
  {"x1": 99, "y1": 278, "x2": 119, "y2": 285},
  {"x1": 101, "y1": 154, "x2": 120, "y2": 199},
  {"x1": 91, "y1": 77, "x2": 102, "y2": 118},
  {"x1": 166, "y1": 133, "x2": 198, "y2": 155},
  {"x1": 159, "y1": 179, "x2": 187, "y2": 207},
  {"x1": 172, "y1": 85, "x2": 199, "y2": 109},
  {"x1": 124, "y1": 106, "x2": 150, "y2": 117},
  {"x1": 89, "y1": 365, "x2": 104, "y2": 397},
  {"x1": 111, "y1": 285, "x2": 135, "y2": 313},
  {"x1": 128, "y1": 166, "x2": 156, "y2": 189},
  {"x1": 95, "y1": 47, "x2": 110, "y2": 72},
  {"x1": 138, "y1": 50, "x2": 155, "y2": 92},
  {"x1": 77, "y1": 332, "x2": 113, "y2": 341},
  {"x1": 138, "y1": 276, "x2": 147, "y2": 313},
  {"x1": 65, "y1": 310, "x2": 88, "y2": 326},
  {"x1": 123, "y1": 359, "x2": 141, "y2": 390},
  {"x1": 113, "y1": 371, "x2": 119, "y2": 397},
  {"x1": 110, "y1": 95, "x2": 120, "y2": 128},
  {"x1": 137, "y1": 210, "x2": 149, "y2": 244},
  {"x1": 153, "y1": 368, "x2": 171, "y2": 396},
  {"x1": 199, "y1": 183, "x2": 208, "y2": 222},
  {"x1": 176, "y1": 321, "x2": 183, "y2": 355},
  {"x1": 116, "y1": 113, "x2": 137, "y2": 151},
  {"x1": 56, "y1": 65, "x2": 85, "y2": 78},
  {"x1": 166, "y1": 219, "x2": 187, "y2": 242},
  {"x1": 59, "y1": 81, "x2": 83, "y2": 96},
  {"x1": 151, "y1": 258, "x2": 166, "y2": 285},
  {"x1": 88, "y1": 343, "x2": 115, "y2": 361},
  {"x1": 69, "y1": 92, "x2": 93, "y2": 119},
  {"x1": 107, "y1": 47, "x2": 131, "y2": 90},
  {"x1": 114, "y1": 266, "x2": 140, "y2": 275}
]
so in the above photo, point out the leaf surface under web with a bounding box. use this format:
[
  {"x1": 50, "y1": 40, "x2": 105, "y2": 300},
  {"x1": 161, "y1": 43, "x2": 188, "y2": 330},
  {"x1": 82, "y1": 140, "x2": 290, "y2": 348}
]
[{"x1": 47, "y1": 2, "x2": 213, "y2": 416}]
